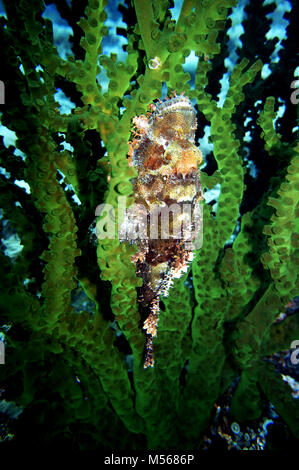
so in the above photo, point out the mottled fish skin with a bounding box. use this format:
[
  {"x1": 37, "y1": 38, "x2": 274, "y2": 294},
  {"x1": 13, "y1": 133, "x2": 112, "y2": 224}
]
[{"x1": 124, "y1": 94, "x2": 203, "y2": 368}]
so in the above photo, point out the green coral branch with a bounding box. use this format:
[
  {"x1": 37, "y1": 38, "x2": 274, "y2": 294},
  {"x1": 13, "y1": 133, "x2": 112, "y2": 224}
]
[
  {"x1": 234, "y1": 285, "x2": 284, "y2": 370},
  {"x1": 99, "y1": 44, "x2": 138, "y2": 102},
  {"x1": 258, "y1": 96, "x2": 282, "y2": 153},
  {"x1": 54, "y1": 150, "x2": 80, "y2": 195},
  {"x1": 176, "y1": 0, "x2": 196, "y2": 33},
  {"x1": 261, "y1": 145, "x2": 299, "y2": 300},
  {"x1": 68, "y1": 1, "x2": 108, "y2": 108},
  {"x1": 189, "y1": 0, "x2": 238, "y2": 58},
  {"x1": 133, "y1": 0, "x2": 156, "y2": 60},
  {"x1": 26, "y1": 137, "x2": 80, "y2": 328},
  {"x1": 191, "y1": 58, "x2": 263, "y2": 312},
  {"x1": 219, "y1": 212, "x2": 261, "y2": 321}
]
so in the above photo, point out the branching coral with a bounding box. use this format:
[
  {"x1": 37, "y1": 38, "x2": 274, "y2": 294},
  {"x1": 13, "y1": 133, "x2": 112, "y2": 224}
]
[{"x1": 0, "y1": 0, "x2": 298, "y2": 450}]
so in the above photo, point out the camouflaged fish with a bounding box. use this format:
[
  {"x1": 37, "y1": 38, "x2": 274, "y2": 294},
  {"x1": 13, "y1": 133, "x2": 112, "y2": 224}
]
[{"x1": 121, "y1": 93, "x2": 203, "y2": 368}]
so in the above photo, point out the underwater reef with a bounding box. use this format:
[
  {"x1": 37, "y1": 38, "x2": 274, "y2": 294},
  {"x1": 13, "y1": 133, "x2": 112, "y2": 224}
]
[{"x1": 0, "y1": 0, "x2": 298, "y2": 451}]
